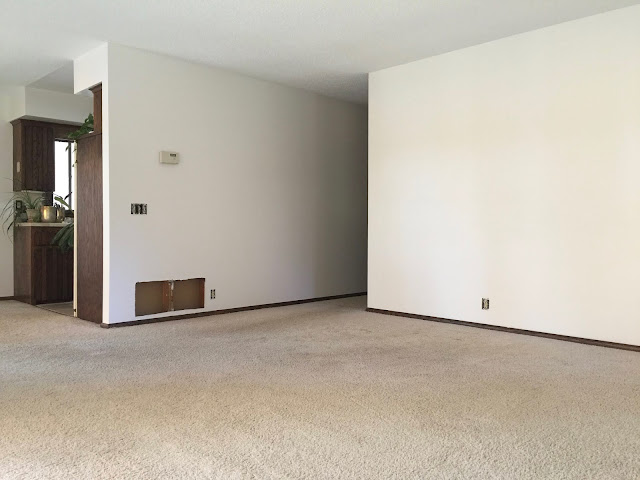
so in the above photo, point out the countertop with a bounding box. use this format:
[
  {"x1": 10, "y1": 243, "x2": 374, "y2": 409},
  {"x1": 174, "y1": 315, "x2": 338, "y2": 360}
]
[{"x1": 16, "y1": 222, "x2": 70, "y2": 228}]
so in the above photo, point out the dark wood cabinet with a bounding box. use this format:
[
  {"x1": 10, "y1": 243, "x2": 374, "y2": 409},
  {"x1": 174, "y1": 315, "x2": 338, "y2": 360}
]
[
  {"x1": 11, "y1": 119, "x2": 80, "y2": 192},
  {"x1": 12, "y1": 119, "x2": 55, "y2": 192},
  {"x1": 14, "y1": 225, "x2": 74, "y2": 305}
]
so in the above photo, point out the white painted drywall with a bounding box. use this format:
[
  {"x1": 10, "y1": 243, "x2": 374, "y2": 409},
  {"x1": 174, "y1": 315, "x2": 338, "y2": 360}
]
[
  {"x1": 74, "y1": 44, "x2": 108, "y2": 95},
  {"x1": 103, "y1": 44, "x2": 367, "y2": 324},
  {"x1": 369, "y1": 6, "x2": 640, "y2": 346},
  {"x1": 0, "y1": 90, "x2": 15, "y2": 296},
  {"x1": 1, "y1": 86, "x2": 91, "y2": 123},
  {"x1": 24, "y1": 87, "x2": 92, "y2": 124},
  {"x1": 2, "y1": 87, "x2": 26, "y2": 121}
]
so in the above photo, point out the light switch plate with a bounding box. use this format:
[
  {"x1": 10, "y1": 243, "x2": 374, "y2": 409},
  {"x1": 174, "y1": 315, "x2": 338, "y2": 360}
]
[{"x1": 131, "y1": 203, "x2": 148, "y2": 215}]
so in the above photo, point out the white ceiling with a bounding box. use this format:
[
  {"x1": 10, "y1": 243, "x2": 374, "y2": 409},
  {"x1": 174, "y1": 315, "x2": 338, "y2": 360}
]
[{"x1": 2, "y1": 0, "x2": 639, "y2": 103}]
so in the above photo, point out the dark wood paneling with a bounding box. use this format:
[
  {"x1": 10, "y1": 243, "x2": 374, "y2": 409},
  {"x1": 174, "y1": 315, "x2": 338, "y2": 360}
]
[
  {"x1": 14, "y1": 226, "x2": 73, "y2": 305},
  {"x1": 23, "y1": 123, "x2": 54, "y2": 192},
  {"x1": 12, "y1": 121, "x2": 23, "y2": 191},
  {"x1": 90, "y1": 85, "x2": 102, "y2": 133},
  {"x1": 32, "y1": 247, "x2": 45, "y2": 304},
  {"x1": 52, "y1": 123, "x2": 80, "y2": 140},
  {"x1": 33, "y1": 246, "x2": 73, "y2": 304},
  {"x1": 31, "y1": 226, "x2": 59, "y2": 246},
  {"x1": 11, "y1": 119, "x2": 81, "y2": 192},
  {"x1": 101, "y1": 292, "x2": 367, "y2": 328},
  {"x1": 13, "y1": 227, "x2": 32, "y2": 304},
  {"x1": 366, "y1": 308, "x2": 640, "y2": 353},
  {"x1": 76, "y1": 133, "x2": 103, "y2": 323}
]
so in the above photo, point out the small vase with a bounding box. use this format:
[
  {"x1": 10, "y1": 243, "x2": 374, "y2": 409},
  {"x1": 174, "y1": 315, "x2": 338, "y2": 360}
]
[
  {"x1": 41, "y1": 206, "x2": 57, "y2": 223},
  {"x1": 26, "y1": 209, "x2": 39, "y2": 223}
]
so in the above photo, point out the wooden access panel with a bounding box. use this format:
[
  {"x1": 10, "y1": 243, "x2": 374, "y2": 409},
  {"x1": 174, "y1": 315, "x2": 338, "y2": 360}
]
[
  {"x1": 135, "y1": 278, "x2": 205, "y2": 316},
  {"x1": 135, "y1": 281, "x2": 172, "y2": 316},
  {"x1": 76, "y1": 132, "x2": 103, "y2": 323},
  {"x1": 173, "y1": 278, "x2": 205, "y2": 311}
]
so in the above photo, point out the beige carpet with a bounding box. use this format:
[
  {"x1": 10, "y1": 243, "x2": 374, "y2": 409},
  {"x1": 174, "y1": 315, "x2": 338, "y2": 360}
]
[
  {"x1": 1, "y1": 297, "x2": 639, "y2": 479},
  {"x1": 36, "y1": 302, "x2": 75, "y2": 317}
]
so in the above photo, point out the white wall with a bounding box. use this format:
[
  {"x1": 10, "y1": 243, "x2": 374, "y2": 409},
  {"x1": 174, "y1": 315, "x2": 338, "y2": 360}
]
[
  {"x1": 0, "y1": 89, "x2": 16, "y2": 296},
  {"x1": 1, "y1": 86, "x2": 91, "y2": 123},
  {"x1": 103, "y1": 45, "x2": 367, "y2": 324},
  {"x1": 74, "y1": 43, "x2": 108, "y2": 95},
  {"x1": 369, "y1": 6, "x2": 640, "y2": 346},
  {"x1": 2, "y1": 87, "x2": 25, "y2": 121},
  {"x1": 24, "y1": 87, "x2": 92, "y2": 124}
]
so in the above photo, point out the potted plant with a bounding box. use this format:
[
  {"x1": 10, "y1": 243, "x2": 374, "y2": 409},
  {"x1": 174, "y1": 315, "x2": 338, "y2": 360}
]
[
  {"x1": 1, "y1": 190, "x2": 45, "y2": 235},
  {"x1": 54, "y1": 194, "x2": 71, "y2": 222}
]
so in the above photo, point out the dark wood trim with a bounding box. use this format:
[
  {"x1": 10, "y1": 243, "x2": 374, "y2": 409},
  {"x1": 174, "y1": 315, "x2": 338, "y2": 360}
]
[
  {"x1": 11, "y1": 118, "x2": 82, "y2": 140},
  {"x1": 366, "y1": 308, "x2": 640, "y2": 353},
  {"x1": 76, "y1": 132, "x2": 103, "y2": 324},
  {"x1": 89, "y1": 84, "x2": 102, "y2": 133},
  {"x1": 0, "y1": 296, "x2": 15, "y2": 301},
  {"x1": 76, "y1": 131, "x2": 102, "y2": 140},
  {"x1": 101, "y1": 292, "x2": 367, "y2": 328}
]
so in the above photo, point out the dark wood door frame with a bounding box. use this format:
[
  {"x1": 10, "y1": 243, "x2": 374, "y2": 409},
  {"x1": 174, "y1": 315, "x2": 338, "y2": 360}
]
[{"x1": 75, "y1": 84, "x2": 103, "y2": 323}]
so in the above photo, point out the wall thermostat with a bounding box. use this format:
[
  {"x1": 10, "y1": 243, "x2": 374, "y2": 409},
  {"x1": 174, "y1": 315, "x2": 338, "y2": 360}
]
[{"x1": 160, "y1": 151, "x2": 180, "y2": 164}]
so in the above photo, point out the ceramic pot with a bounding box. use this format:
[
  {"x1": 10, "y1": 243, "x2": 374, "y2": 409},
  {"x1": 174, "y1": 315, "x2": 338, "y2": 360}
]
[
  {"x1": 41, "y1": 206, "x2": 57, "y2": 223},
  {"x1": 26, "y1": 209, "x2": 39, "y2": 223},
  {"x1": 56, "y1": 208, "x2": 66, "y2": 223}
]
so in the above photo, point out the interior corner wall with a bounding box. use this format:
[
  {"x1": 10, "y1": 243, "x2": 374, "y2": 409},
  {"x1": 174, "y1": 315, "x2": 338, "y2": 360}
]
[
  {"x1": 104, "y1": 44, "x2": 367, "y2": 324},
  {"x1": 0, "y1": 91, "x2": 15, "y2": 296},
  {"x1": 368, "y1": 5, "x2": 640, "y2": 346},
  {"x1": 2, "y1": 87, "x2": 26, "y2": 121}
]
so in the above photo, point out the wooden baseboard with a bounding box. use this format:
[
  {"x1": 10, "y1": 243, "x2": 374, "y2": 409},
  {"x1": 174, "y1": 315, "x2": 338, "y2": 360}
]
[
  {"x1": 0, "y1": 296, "x2": 15, "y2": 301},
  {"x1": 101, "y1": 292, "x2": 367, "y2": 328},
  {"x1": 366, "y1": 308, "x2": 640, "y2": 353}
]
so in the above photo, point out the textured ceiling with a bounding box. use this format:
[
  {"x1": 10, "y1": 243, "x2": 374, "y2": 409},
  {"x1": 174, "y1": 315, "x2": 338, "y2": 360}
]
[{"x1": 2, "y1": 0, "x2": 639, "y2": 103}]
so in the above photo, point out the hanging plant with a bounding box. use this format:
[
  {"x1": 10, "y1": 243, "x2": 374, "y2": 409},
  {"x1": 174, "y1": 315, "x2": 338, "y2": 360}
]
[{"x1": 66, "y1": 113, "x2": 94, "y2": 158}]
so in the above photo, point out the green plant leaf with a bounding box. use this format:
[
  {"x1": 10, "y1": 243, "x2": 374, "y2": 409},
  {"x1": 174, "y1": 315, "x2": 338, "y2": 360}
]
[
  {"x1": 53, "y1": 195, "x2": 70, "y2": 209},
  {"x1": 51, "y1": 222, "x2": 74, "y2": 252},
  {"x1": 0, "y1": 179, "x2": 45, "y2": 239}
]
